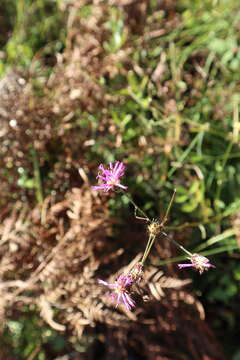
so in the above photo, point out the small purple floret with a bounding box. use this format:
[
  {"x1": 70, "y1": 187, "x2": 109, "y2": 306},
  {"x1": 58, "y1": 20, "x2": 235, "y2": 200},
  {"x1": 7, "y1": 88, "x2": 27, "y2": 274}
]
[
  {"x1": 178, "y1": 253, "x2": 215, "y2": 274},
  {"x1": 98, "y1": 274, "x2": 135, "y2": 311},
  {"x1": 92, "y1": 161, "x2": 127, "y2": 192}
]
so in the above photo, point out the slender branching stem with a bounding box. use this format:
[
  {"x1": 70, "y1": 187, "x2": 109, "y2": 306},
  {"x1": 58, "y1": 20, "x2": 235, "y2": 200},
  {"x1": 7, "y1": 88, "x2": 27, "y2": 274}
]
[
  {"x1": 161, "y1": 231, "x2": 192, "y2": 256},
  {"x1": 123, "y1": 192, "x2": 149, "y2": 220},
  {"x1": 161, "y1": 189, "x2": 176, "y2": 225},
  {"x1": 121, "y1": 188, "x2": 191, "y2": 263},
  {"x1": 141, "y1": 234, "x2": 156, "y2": 264}
]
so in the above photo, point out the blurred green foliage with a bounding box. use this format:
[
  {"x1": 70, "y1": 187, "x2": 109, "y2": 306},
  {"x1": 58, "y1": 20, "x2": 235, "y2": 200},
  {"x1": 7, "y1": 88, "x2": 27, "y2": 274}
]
[
  {"x1": 0, "y1": 0, "x2": 66, "y2": 74},
  {"x1": 2, "y1": 312, "x2": 67, "y2": 359}
]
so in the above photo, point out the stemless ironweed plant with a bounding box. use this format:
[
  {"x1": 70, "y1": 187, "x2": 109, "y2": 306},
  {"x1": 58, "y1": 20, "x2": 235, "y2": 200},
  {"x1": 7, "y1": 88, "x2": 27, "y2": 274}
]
[
  {"x1": 92, "y1": 161, "x2": 215, "y2": 311},
  {"x1": 92, "y1": 161, "x2": 127, "y2": 192}
]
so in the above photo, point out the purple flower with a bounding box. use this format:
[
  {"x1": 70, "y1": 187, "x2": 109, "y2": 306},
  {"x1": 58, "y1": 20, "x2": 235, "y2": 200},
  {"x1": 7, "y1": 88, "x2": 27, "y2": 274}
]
[
  {"x1": 98, "y1": 274, "x2": 135, "y2": 311},
  {"x1": 92, "y1": 161, "x2": 127, "y2": 192},
  {"x1": 178, "y1": 253, "x2": 215, "y2": 274}
]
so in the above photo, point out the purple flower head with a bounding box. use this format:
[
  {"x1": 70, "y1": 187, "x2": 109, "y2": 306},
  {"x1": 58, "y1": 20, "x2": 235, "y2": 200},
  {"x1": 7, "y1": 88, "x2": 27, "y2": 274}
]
[
  {"x1": 178, "y1": 253, "x2": 215, "y2": 274},
  {"x1": 98, "y1": 273, "x2": 135, "y2": 311},
  {"x1": 92, "y1": 161, "x2": 127, "y2": 192}
]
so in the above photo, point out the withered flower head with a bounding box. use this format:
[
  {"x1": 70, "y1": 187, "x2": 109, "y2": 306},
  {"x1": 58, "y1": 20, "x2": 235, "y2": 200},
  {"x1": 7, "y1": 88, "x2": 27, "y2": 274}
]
[
  {"x1": 147, "y1": 220, "x2": 162, "y2": 236},
  {"x1": 178, "y1": 253, "x2": 215, "y2": 274}
]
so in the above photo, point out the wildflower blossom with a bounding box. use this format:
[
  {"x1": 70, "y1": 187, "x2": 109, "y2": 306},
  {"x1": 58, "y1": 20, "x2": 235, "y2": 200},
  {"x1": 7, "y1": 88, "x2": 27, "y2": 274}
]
[
  {"x1": 178, "y1": 253, "x2": 215, "y2": 274},
  {"x1": 98, "y1": 274, "x2": 135, "y2": 311},
  {"x1": 92, "y1": 161, "x2": 127, "y2": 192}
]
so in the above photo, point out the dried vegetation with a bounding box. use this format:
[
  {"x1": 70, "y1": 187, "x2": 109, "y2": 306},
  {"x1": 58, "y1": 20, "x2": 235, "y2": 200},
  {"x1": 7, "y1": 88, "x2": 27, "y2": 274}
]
[{"x1": 0, "y1": 187, "x2": 224, "y2": 359}]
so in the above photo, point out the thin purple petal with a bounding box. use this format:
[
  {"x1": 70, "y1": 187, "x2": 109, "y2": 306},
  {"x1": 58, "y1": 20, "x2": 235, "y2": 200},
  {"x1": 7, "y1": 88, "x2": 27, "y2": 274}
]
[
  {"x1": 98, "y1": 279, "x2": 117, "y2": 288},
  {"x1": 92, "y1": 185, "x2": 106, "y2": 190},
  {"x1": 125, "y1": 293, "x2": 135, "y2": 307},
  {"x1": 98, "y1": 279, "x2": 111, "y2": 286},
  {"x1": 116, "y1": 184, "x2": 128, "y2": 190},
  {"x1": 204, "y1": 263, "x2": 215, "y2": 268},
  {"x1": 178, "y1": 264, "x2": 194, "y2": 269},
  {"x1": 121, "y1": 293, "x2": 131, "y2": 311}
]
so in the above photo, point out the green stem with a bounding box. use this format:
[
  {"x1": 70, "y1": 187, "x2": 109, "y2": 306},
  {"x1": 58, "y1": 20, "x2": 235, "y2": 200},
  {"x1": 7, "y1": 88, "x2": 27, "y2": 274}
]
[
  {"x1": 158, "y1": 243, "x2": 238, "y2": 266},
  {"x1": 141, "y1": 234, "x2": 156, "y2": 264},
  {"x1": 161, "y1": 231, "x2": 192, "y2": 256},
  {"x1": 168, "y1": 132, "x2": 203, "y2": 178},
  {"x1": 215, "y1": 141, "x2": 233, "y2": 212},
  {"x1": 123, "y1": 192, "x2": 149, "y2": 220},
  {"x1": 161, "y1": 189, "x2": 176, "y2": 225},
  {"x1": 165, "y1": 205, "x2": 236, "y2": 230}
]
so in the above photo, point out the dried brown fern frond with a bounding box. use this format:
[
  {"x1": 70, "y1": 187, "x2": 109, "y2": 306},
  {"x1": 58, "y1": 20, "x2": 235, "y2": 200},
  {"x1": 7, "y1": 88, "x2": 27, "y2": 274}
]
[
  {"x1": 0, "y1": 184, "x2": 225, "y2": 360},
  {"x1": 144, "y1": 266, "x2": 191, "y2": 301},
  {"x1": 38, "y1": 295, "x2": 66, "y2": 332}
]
